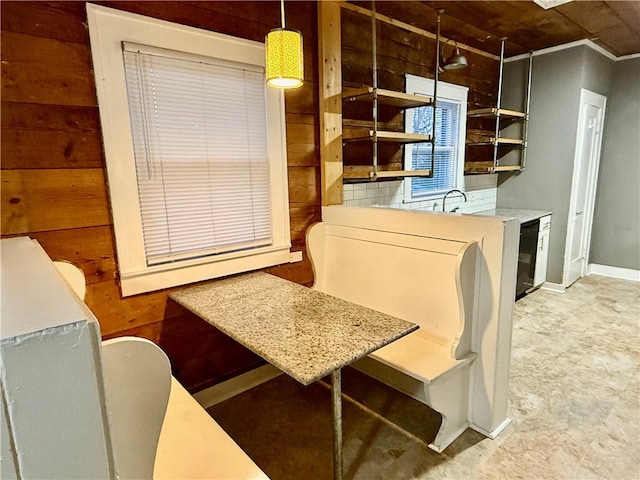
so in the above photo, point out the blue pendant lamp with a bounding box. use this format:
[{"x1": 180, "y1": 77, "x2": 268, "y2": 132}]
[{"x1": 265, "y1": 0, "x2": 304, "y2": 89}]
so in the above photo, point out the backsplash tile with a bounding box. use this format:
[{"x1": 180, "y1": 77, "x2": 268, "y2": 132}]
[{"x1": 342, "y1": 175, "x2": 498, "y2": 214}]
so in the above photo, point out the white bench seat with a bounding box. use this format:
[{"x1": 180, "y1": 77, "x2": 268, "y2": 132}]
[
  {"x1": 53, "y1": 260, "x2": 269, "y2": 480},
  {"x1": 155, "y1": 377, "x2": 268, "y2": 480},
  {"x1": 103, "y1": 336, "x2": 270, "y2": 480},
  {"x1": 366, "y1": 332, "x2": 476, "y2": 385}
]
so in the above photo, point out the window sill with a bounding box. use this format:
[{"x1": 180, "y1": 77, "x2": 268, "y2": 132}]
[{"x1": 120, "y1": 246, "x2": 291, "y2": 297}]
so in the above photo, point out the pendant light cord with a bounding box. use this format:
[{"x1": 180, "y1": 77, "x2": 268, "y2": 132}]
[{"x1": 280, "y1": 0, "x2": 286, "y2": 28}]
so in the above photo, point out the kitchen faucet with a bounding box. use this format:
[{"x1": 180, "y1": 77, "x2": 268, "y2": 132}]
[{"x1": 442, "y1": 189, "x2": 467, "y2": 212}]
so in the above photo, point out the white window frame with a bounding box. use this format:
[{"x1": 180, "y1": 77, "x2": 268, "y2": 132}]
[
  {"x1": 403, "y1": 74, "x2": 468, "y2": 202},
  {"x1": 87, "y1": 4, "x2": 291, "y2": 296}
]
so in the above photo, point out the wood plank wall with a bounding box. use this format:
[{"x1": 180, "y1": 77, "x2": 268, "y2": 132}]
[
  {"x1": 341, "y1": 6, "x2": 500, "y2": 169},
  {"x1": 1, "y1": 1, "x2": 320, "y2": 392},
  {"x1": 1, "y1": 1, "x2": 500, "y2": 392}
]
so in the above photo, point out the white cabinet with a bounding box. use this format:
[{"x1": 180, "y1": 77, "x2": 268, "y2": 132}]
[{"x1": 534, "y1": 215, "x2": 551, "y2": 287}]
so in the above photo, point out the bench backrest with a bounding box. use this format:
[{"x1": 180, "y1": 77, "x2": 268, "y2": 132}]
[
  {"x1": 102, "y1": 337, "x2": 172, "y2": 480},
  {"x1": 307, "y1": 222, "x2": 478, "y2": 359},
  {"x1": 53, "y1": 260, "x2": 171, "y2": 480}
]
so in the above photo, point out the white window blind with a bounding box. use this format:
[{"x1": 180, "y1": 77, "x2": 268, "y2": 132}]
[
  {"x1": 123, "y1": 43, "x2": 272, "y2": 266},
  {"x1": 409, "y1": 99, "x2": 460, "y2": 197}
]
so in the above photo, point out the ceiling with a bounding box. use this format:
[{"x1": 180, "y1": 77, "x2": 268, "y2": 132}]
[{"x1": 368, "y1": 1, "x2": 640, "y2": 58}]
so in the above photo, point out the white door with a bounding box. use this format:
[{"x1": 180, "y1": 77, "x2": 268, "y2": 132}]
[{"x1": 564, "y1": 90, "x2": 606, "y2": 287}]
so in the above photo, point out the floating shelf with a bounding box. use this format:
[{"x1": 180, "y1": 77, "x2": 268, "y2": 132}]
[
  {"x1": 465, "y1": 164, "x2": 523, "y2": 174},
  {"x1": 340, "y1": 2, "x2": 438, "y2": 182},
  {"x1": 342, "y1": 87, "x2": 433, "y2": 109},
  {"x1": 467, "y1": 107, "x2": 526, "y2": 119},
  {"x1": 344, "y1": 165, "x2": 432, "y2": 180},
  {"x1": 343, "y1": 130, "x2": 433, "y2": 143},
  {"x1": 494, "y1": 165, "x2": 523, "y2": 172},
  {"x1": 466, "y1": 137, "x2": 525, "y2": 146},
  {"x1": 464, "y1": 39, "x2": 532, "y2": 174}
]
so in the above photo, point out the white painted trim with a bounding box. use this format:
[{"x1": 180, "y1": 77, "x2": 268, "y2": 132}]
[
  {"x1": 193, "y1": 364, "x2": 283, "y2": 409},
  {"x1": 506, "y1": 39, "x2": 639, "y2": 63},
  {"x1": 87, "y1": 4, "x2": 291, "y2": 296},
  {"x1": 616, "y1": 53, "x2": 640, "y2": 62},
  {"x1": 617, "y1": 53, "x2": 640, "y2": 61},
  {"x1": 540, "y1": 282, "x2": 566, "y2": 293},
  {"x1": 588, "y1": 264, "x2": 640, "y2": 282}
]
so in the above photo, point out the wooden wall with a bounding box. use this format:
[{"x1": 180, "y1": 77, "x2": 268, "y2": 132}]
[
  {"x1": 1, "y1": 1, "x2": 500, "y2": 392},
  {"x1": 1, "y1": 1, "x2": 320, "y2": 392},
  {"x1": 341, "y1": 6, "x2": 500, "y2": 170}
]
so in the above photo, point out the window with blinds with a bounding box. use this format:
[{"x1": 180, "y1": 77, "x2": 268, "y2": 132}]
[
  {"x1": 409, "y1": 100, "x2": 460, "y2": 196},
  {"x1": 88, "y1": 4, "x2": 291, "y2": 295},
  {"x1": 404, "y1": 75, "x2": 468, "y2": 201},
  {"x1": 123, "y1": 44, "x2": 272, "y2": 266}
]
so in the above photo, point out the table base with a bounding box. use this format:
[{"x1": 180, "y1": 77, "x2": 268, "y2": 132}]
[{"x1": 332, "y1": 369, "x2": 343, "y2": 480}]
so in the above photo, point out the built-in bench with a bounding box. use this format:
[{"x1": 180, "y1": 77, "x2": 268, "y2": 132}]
[
  {"x1": 307, "y1": 220, "x2": 479, "y2": 453},
  {"x1": 53, "y1": 259, "x2": 268, "y2": 479},
  {"x1": 102, "y1": 336, "x2": 268, "y2": 480}
]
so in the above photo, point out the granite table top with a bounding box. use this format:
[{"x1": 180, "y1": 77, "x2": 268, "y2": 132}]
[
  {"x1": 474, "y1": 208, "x2": 552, "y2": 225},
  {"x1": 169, "y1": 272, "x2": 418, "y2": 386}
]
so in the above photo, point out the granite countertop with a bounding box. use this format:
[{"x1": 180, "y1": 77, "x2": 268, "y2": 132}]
[
  {"x1": 169, "y1": 272, "x2": 418, "y2": 386},
  {"x1": 473, "y1": 208, "x2": 552, "y2": 225}
]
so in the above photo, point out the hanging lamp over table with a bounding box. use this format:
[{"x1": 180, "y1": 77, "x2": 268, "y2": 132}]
[{"x1": 265, "y1": 0, "x2": 304, "y2": 89}]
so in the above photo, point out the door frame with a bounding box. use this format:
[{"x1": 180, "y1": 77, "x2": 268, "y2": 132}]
[{"x1": 562, "y1": 89, "x2": 607, "y2": 288}]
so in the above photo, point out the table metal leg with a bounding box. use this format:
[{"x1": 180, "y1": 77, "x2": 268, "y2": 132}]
[{"x1": 332, "y1": 369, "x2": 343, "y2": 480}]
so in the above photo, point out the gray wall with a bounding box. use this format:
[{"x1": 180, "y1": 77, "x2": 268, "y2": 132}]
[
  {"x1": 497, "y1": 46, "x2": 588, "y2": 284},
  {"x1": 590, "y1": 58, "x2": 640, "y2": 270},
  {"x1": 497, "y1": 46, "x2": 630, "y2": 285},
  {"x1": 581, "y1": 47, "x2": 614, "y2": 95}
]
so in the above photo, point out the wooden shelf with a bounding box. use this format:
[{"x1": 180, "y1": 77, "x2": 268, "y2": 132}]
[
  {"x1": 463, "y1": 42, "x2": 531, "y2": 175},
  {"x1": 465, "y1": 167, "x2": 492, "y2": 175},
  {"x1": 468, "y1": 107, "x2": 526, "y2": 119},
  {"x1": 464, "y1": 164, "x2": 523, "y2": 174},
  {"x1": 466, "y1": 137, "x2": 525, "y2": 146},
  {"x1": 343, "y1": 130, "x2": 433, "y2": 143},
  {"x1": 344, "y1": 165, "x2": 432, "y2": 180},
  {"x1": 494, "y1": 165, "x2": 523, "y2": 172},
  {"x1": 342, "y1": 87, "x2": 433, "y2": 109},
  {"x1": 338, "y1": 7, "x2": 438, "y2": 185}
]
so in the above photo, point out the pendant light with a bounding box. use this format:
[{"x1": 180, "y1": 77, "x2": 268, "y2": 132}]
[
  {"x1": 443, "y1": 42, "x2": 468, "y2": 70},
  {"x1": 265, "y1": 0, "x2": 304, "y2": 89},
  {"x1": 437, "y1": 11, "x2": 468, "y2": 72}
]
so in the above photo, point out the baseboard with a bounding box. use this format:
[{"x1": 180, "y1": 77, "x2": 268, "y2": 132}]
[
  {"x1": 469, "y1": 417, "x2": 512, "y2": 439},
  {"x1": 193, "y1": 364, "x2": 283, "y2": 409},
  {"x1": 540, "y1": 282, "x2": 565, "y2": 293},
  {"x1": 588, "y1": 264, "x2": 640, "y2": 282}
]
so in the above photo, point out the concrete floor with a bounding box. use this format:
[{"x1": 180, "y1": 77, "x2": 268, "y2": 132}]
[{"x1": 208, "y1": 275, "x2": 640, "y2": 479}]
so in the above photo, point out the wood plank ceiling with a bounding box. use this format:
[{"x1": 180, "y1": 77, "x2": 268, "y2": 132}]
[{"x1": 367, "y1": 1, "x2": 640, "y2": 57}]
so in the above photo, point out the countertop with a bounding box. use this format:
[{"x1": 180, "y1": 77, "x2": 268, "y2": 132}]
[
  {"x1": 473, "y1": 208, "x2": 552, "y2": 225},
  {"x1": 169, "y1": 271, "x2": 418, "y2": 386}
]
